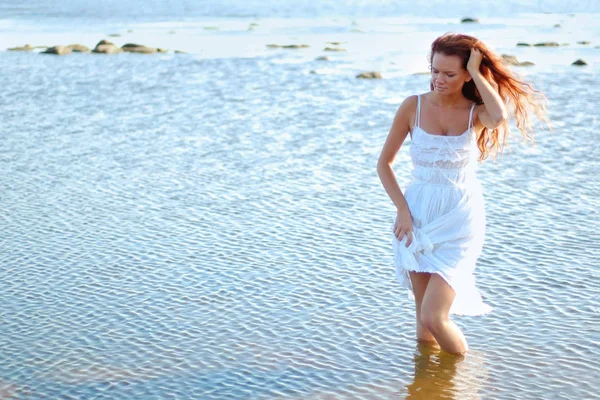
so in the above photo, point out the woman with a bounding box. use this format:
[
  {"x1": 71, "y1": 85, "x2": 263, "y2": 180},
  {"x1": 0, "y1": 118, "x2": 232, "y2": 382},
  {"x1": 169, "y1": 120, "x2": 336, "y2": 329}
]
[{"x1": 377, "y1": 33, "x2": 547, "y2": 355}]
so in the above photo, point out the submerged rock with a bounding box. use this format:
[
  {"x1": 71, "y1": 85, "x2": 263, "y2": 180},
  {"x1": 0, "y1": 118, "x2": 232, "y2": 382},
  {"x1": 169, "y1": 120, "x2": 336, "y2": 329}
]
[
  {"x1": 516, "y1": 42, "x2": 531, "y2": 47},
  {"x1": 324, "y1": 47, "x2": 347, "y2": 52},
  {"x1": 461, "y1": 18, "x2": 479, "y2": 23},
  {"x1": 315, "y1": 56, "x2": 330, "y2": 61},
  {"x1": 577, "y1": 41, "x2": 591, "y2": 45},
  {"x1": 356, "y1": 71, "x2": 382, "y2": 79},
  {"x1": 41, "y1": 46, "x2": 72, "y2": 55}
]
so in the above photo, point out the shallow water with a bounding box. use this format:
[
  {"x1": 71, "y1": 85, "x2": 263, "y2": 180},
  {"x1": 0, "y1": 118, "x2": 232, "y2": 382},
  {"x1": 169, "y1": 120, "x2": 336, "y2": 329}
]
[{"x1": 1, "y1": 4, "x2": 600, "y2": 400}]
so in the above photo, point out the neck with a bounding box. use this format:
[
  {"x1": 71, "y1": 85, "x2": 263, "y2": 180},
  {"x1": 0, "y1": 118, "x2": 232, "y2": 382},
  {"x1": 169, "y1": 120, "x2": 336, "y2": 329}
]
[{"x1": 430, "y1": 91, "x2": 465, "y2": 108}]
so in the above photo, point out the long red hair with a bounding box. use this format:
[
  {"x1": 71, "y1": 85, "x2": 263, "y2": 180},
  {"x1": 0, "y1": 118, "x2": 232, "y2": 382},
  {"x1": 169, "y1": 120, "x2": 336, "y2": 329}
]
[{"x1": 429, "y1": 33, "x2": 549, "y2": 160}]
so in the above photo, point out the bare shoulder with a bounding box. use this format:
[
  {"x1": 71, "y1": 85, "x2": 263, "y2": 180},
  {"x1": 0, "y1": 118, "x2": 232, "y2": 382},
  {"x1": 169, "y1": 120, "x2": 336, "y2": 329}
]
[
  {"x1": 378, "y1": 95, "x2": 420, "y2": 166},
  {"x1": 399, "y1": 94, "x2": 418, "y2": 111},
  {"x1": 395, "y1": 94, "x2": 419, "y2": 131}
]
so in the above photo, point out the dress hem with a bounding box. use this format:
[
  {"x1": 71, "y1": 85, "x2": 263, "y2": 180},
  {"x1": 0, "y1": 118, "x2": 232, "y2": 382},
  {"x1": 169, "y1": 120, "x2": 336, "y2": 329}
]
[{"x1": 395, "y1": 264, "x2": 493, "y2": 317}]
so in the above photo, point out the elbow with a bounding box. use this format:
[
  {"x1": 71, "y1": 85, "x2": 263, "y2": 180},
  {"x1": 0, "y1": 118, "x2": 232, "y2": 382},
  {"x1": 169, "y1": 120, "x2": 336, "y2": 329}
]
[
  {"x1": 376, "y1": 160, "x2": 390, "y2": 178},
  {"x1": 377, "y1": 157, "x2": 391, "y2": 171},
  {"x1": 488, "y1": 110, "x2": 508, "y2": 129},
  {"x1": 495, "y1": 109, "x2": 509, "y2": 126}
]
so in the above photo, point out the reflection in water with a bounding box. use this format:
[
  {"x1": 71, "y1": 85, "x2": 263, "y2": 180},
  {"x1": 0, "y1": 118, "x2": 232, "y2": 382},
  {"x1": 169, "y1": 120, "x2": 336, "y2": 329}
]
[{"x1": 405, "y1": 342, "x2": 487, "y2": 399}]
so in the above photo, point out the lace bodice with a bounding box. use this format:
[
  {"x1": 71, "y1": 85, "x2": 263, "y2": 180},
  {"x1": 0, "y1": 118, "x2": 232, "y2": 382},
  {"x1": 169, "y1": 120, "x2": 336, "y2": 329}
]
[{"x1": 409, "y1": 95, "x2": 480, "y2": 187}]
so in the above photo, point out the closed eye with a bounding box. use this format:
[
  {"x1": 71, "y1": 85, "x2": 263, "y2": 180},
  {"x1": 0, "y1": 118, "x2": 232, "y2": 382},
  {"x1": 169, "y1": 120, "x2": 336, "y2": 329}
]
[{"x1": 432, "y1": 69, "x2": 454, "y2": 77}]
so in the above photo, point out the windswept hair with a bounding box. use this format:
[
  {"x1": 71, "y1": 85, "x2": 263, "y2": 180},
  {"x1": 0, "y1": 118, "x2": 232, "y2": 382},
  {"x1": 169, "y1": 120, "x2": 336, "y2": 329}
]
[{"x1": 429, "y1": 33, "x2": 549, "y2": 160}]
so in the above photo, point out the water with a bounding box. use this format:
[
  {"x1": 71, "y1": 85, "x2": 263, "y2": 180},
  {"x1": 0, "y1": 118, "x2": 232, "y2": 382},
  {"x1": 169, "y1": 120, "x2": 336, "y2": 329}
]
[
  {"x1": 1, "y1": 0, "x2": 600, "y2": 21},
  {"x1": 1, "y1": 1, "x2": 599, "y2": 399}
]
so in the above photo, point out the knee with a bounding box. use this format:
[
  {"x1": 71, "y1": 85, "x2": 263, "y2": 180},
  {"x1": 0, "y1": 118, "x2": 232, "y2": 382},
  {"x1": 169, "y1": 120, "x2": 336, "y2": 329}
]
[{"x1": 419, "y1": 311, "x2": 448, "y2": 334}]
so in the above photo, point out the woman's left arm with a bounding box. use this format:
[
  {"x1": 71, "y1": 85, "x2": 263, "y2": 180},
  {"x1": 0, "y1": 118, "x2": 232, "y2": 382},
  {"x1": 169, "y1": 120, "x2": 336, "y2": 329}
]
[{"x1": 467, "y1": 48, "x2": 508, "y2": 129}]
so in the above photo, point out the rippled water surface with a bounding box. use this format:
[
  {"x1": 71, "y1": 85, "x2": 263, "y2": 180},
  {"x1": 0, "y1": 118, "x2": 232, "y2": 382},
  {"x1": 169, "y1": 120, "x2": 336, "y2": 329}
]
[{"x1": 1, "y1": 6, "x2": 600, "y2": 400}]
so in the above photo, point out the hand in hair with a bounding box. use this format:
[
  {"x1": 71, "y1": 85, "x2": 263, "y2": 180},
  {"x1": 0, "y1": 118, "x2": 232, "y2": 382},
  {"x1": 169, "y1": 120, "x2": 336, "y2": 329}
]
[{"x1": 466, "y1": 48, "x2": 484, "y2": 73}]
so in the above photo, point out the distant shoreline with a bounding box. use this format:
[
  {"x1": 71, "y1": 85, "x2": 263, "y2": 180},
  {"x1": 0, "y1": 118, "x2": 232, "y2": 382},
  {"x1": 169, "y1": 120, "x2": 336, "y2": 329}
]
[{"x1": 1, "y1": 14, "x2": 597, "y2": 70}]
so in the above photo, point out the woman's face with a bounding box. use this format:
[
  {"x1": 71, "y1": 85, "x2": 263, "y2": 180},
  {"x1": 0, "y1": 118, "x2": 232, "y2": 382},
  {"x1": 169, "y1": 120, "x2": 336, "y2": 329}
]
[{"x1": 430, "y1": 52, "x2": 471, "y2": 94}]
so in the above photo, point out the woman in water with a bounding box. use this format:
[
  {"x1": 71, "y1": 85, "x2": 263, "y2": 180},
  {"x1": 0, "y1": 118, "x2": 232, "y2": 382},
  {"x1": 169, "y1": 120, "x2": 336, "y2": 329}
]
[{"x1": 377, "y1": 33, "x2": 547, "y2": 355}]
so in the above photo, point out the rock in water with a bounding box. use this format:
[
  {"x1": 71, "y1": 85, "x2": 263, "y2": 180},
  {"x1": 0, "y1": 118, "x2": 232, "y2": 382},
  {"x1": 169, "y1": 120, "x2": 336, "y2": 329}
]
[
  {"x1": 67, "y1": 44, "x2": 90, "y2": 53},
  {"x1": 501, "y1": 54, "x2": 535, "y2": 67},
  {"x1": 41, "y1": 46, "x2": 72, "y2": 55},
  {"x1": 8, "y1": 44, "x2": 34, "y2": 51},
  {"x1": 534, "y1": 42, "x2": 560, "y2": 47},
  {"x1": 92, "y1": 40, "x2": 122, "y2": 54},
  {"x1": 121, "y1": 43, "x2": 158, "y2": 54},
  {"x1": 356, "y1": 72, "x2": 382, "y2": 79}
]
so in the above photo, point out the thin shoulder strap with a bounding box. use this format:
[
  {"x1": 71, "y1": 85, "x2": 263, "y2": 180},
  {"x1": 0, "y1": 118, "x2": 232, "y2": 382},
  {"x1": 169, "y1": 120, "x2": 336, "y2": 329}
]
[
  {"x1": 468, "y1": 102, "x2": 476, "y2": 130},
  {"x1": 415, "y1": 95, "x2": 421, "y2": 127}
]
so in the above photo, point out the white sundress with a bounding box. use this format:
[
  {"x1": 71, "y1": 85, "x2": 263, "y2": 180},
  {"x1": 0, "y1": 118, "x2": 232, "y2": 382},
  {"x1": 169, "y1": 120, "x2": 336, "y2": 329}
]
[{"x1": 391, "y1": 94, "x2": 493, "y2": 316}]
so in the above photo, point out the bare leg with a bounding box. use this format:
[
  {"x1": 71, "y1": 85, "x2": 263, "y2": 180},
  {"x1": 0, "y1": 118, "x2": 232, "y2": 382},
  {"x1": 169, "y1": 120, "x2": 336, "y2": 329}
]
[
  {"x1": 408, "y1": 271, "x2": 438, "y2": 345},
  {"x1": 420, "y1": 274, "x2": 468, "y2": 355}
]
